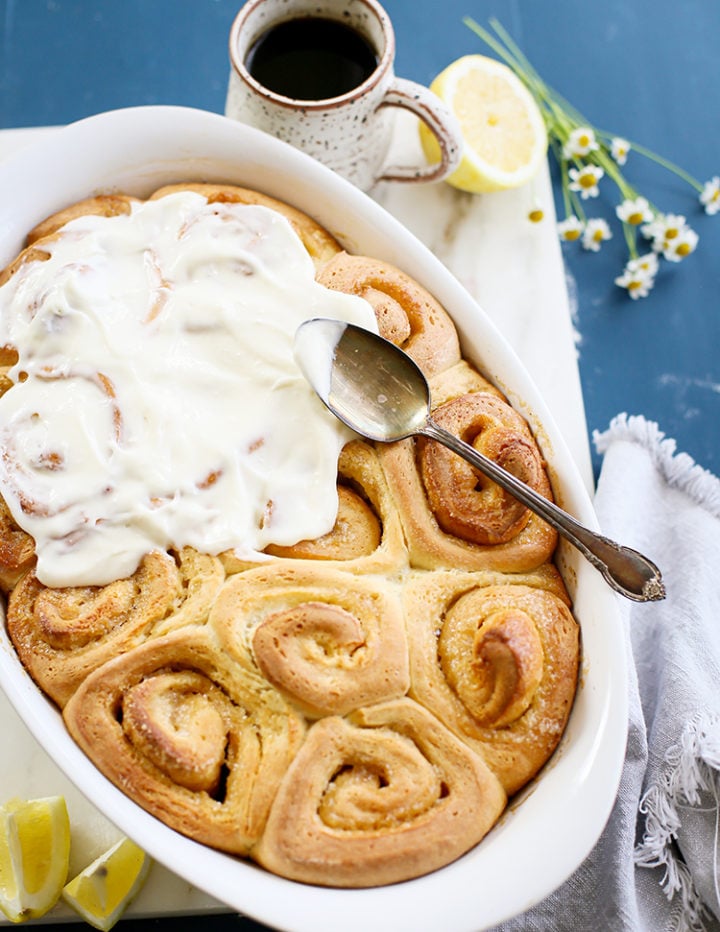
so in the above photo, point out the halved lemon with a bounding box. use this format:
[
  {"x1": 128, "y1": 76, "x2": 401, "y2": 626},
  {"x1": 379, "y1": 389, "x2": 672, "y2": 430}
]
[
  {"x1": 61, "y1": 836, "x2": 151, "y2": 931},
  {"x1": 0, "y1": 795, "x2": 71, "y2": 923},
  {"x1": 420, "y1": 54, "x2": 548, "y2": 193}
]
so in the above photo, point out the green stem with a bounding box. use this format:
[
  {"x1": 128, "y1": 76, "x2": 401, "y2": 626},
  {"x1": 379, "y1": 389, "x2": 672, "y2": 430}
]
[
  {"x1": 622, "y1": 221, "x2": 638, "y2": 259},
  {"x1": 463, "y1": 16, "x2": 705, "y2": 199},
  {"x1": 595, "y1": 130, "x2": 703, "y2": 191}
]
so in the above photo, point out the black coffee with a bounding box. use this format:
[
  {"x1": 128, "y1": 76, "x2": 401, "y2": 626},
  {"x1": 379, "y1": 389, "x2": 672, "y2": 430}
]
[{"x1": 245, "y1": 17, "x2": 379, "y2": 101}]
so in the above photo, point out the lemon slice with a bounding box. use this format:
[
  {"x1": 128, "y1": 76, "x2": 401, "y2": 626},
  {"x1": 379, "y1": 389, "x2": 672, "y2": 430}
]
[
  {"x1": 62, "y1": 836, "x2": 151, "y2": 931},
  {"x1": 420, "y1": 54, "x2": 548, "y2": 193},
  {"x1": 0, "y1": 795, "x2": 71, "y2": 922}
]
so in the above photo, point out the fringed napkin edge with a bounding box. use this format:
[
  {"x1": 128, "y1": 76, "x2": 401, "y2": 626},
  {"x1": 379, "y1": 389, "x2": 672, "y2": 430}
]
[{"x1": 594, "y1": 413, "x2": 720, "y2": 931}]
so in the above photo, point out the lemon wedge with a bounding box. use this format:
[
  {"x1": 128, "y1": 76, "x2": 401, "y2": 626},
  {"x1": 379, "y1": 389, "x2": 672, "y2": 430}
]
[
  {"x1": 420, "y1": 54, "x2": 548, "y2": 193},
  {"x1": 0, "y1": 795, "x2": 71, "y2": 923},
  {"x1": 62, "y1": 836, "x2": 151, "y2": 931}
]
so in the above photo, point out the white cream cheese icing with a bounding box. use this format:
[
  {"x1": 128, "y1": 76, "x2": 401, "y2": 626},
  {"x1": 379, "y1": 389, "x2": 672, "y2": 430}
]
[{"x1": 0, "y1": 191, "x2": 377, "y2": 587}]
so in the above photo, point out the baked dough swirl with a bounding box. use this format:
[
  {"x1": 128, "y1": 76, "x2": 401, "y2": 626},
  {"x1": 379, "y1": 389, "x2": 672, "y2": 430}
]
[
  {"x1": 210, "y1": 565, "x2": 409, "y2": 718},
  {"x1": 404, "y1": 568, "x2": 579, "y2": 795},
  {"x1": 7, "y1": 548, "x2": 225, "y2": 707},
  {"x1": 254, "y1": 697, "x2": 506, "y2": 887},
  {"x1": 380, "y1": 364, "x2": 558, "y2": 572},
  {"x1": 317, "y1": 252, "x2": 461, "y2": 377},
  {"x1": 63, "y1": 627, "x2": 305, "y2": 855},
  {"x1": 220, "y1": 440, "x2": 407, "y2": 576}
]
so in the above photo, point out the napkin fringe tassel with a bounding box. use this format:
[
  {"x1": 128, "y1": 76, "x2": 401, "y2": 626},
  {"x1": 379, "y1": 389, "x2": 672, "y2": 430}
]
[
  {"x1": 594, "y1": 414, "x2": 720, "y2": 518},
  {"x1": 634, "y1": 711, "x2": 720, "y2": 932}
]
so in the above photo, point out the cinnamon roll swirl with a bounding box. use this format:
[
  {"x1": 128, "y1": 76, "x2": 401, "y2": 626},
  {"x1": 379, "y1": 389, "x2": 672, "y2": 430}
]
[
  {"x1": 254, "y1": 698, "x2": 506, "y2": 887},
  {"x1": 404, "y1": 568, "x2": 579, "y2": 795},
  {"x1": 379, "y1": 365, "x2": 558, "y2": 572},
  {"x1": 210, "y1": 565, "x2": 409, "y2": 718},
  {"x1": 220, "y1": 440, "x2": 407, "y2": 576},
  {"x1": 317, "y1": 252, "x2": 461, "y2": 377},
  {"x1": 7, "y1": 548, "x2": 225, "y2": 707},
  {"x1": 63, "y1": 627, "x2": 305, "y2": 855}
]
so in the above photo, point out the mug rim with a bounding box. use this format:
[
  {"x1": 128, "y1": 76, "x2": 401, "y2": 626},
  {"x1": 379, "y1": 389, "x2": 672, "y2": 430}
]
[{"x1": 228, "y1": 0, "x2": 396, "y2": 110}]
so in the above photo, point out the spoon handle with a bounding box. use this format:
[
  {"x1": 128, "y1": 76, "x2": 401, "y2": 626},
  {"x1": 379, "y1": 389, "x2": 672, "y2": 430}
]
[{"x1": 420, "y1": 419, "x2": 665, "y2": 603}]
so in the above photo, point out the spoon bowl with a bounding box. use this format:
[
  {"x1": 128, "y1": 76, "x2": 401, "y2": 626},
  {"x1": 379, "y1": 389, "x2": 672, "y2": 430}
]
[{"x1": 295, "y1": 317, "x2": 665, "y2": 603}]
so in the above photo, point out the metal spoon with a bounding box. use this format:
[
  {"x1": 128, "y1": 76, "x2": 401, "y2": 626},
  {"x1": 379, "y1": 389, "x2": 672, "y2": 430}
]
[{"x1": 295, "y1": 318, "x2": 665, "y2": 603}]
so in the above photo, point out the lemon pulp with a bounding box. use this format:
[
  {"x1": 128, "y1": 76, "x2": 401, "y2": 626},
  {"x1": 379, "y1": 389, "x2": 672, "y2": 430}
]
[
  {"x1": 0, "y1": 796, "x2": 71, "y2": 922},
  {"x1": 421, "y1": 54, "x2": 548, "y2": 194},
  {"x1": 62, "y1": 836, "x2": 151, "y2": 931}
]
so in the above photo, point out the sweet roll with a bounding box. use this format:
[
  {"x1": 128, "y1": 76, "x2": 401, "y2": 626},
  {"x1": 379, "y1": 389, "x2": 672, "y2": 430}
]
[
  {"x1": 220, "y1": 440, "x2": 407, "y2": 576},
  {"x1": 317, "y1": 252, "x2": 461, "y2": 377},
  {"x1": 7, "y1": 548, "x2": 225, "y2": 707},
  {"x1": 209, "y1": 564, "x2": 410, "y2": 718},
  {"x1": 404, "y1": 567, "x2": 579, "y2": 794},
  {"x1": 254, "y1": 697, "x2": 506, "y2": 887},
  {"x1": 379, "y1": 362, "x2": 558, "y2": 572},
  {"x1": 0, "y1": 496, "x2": 35, "y2": 592},
  {"x1": 148, "y1": 183, "x2": 342, "y2": 269},
  {"x1": 63, "y1": 626, "x2": 305, "y2": 855},
  {"x1": 26, "y1": 194, "x2": 139, "y2": 245}
]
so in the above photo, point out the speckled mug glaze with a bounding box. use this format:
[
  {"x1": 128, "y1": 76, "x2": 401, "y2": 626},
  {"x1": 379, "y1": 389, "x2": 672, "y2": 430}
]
[{"x1": 226, "y1": 0, "x2": 462, "y2": 190}]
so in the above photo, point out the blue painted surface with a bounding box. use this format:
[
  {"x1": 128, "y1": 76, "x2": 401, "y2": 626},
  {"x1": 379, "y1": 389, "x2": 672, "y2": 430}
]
[{"x1": 2, "y1": 0, "x2": 719, "y2": 481}]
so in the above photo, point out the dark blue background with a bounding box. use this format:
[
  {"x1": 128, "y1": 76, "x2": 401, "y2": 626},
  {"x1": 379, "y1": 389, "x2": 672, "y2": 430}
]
[{"x1": 0, "y1": 2, "x2": 718, "y2": 925}]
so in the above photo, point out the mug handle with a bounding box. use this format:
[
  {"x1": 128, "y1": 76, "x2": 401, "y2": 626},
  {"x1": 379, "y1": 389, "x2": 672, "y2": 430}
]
[{"x1": 376, "y1": 77, "x2": 463, "y2": 184}]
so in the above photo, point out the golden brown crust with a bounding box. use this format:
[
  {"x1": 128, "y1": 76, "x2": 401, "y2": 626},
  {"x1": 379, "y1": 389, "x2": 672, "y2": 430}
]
[
  {"x1": 0, "y1": 497, "x2": 36, "y2": 592},
  {"x1": 254, "y1": 698, "x2": 506, "y2": 886},
  {"x1": 63, "y1": 626, "x2": 305, "y2": 855},
  {"x1": 378, "y1": 364, "x2": 558, "y2": 572},
  {"x1": 0, "y1": 243, "x2": 53, "y2": 289},
  {"x1": 404, "y1": 567, "x2": 579, "y2": 795},
  {"x1": 7, "y1": 548, "x2": 225, "y2": 707},
  {"x1": 316, "y1": 251, "x2": 461, "y2": 377},
  {"x1": 26, "y1": 194, "x2": 139, "y2": 245},
  {"x1": 149, "y1": 183, "x2": 342, "y2": 269},
  {"x1": 209, "y1": 565, "x2": 410, "y2": 718}
]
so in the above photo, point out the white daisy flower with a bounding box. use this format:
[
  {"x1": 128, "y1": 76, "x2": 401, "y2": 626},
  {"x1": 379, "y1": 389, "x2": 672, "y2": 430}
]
[
  {"x1": 630, "y1": 253, "x2": 660, "y2": 277},
  {"x1": 563, "y1": 127, "x2": 599, "y2": 159},
  {"x1": 616, "y1": 197, "x2": 654, "y2": 226},
  {"x1": 642, "y1": 213, "x2": 693, "y2": 257},
  {"x1": 662, "y1": 226, "x2": 699, "y2": 262},
  {"x1": 557, "y1": 216, "x2": 585, "y2": 241},
  {"x1": 582, "y1": 218, "x2": 612, "y2": 252},
  {"x1": 640, "y1": 215, "x2": 667, "y2": 242},
  {"x1": 699, "y1": 176, "x2": 720, "y2": 215},
  {"x1": 568, "y1": 165, "x2": 604, "y2": 199},
  {"x1": 614, "y1": 259, "x2": 656, "y2": 299},
  {"x1": 610, "y1": 138, "x2": 631, "y2": 165}
]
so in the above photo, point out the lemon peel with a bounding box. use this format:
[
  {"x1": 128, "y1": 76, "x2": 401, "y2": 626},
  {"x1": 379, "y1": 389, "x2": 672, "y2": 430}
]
[
  {"x1": 61, "y1": 836, "x2": 151, "y2": 931},
  {"x1": 0, "y1": 795, "x2": 71, "y2": 923},
  {"x1": 420, "y1": 54, "x2": 548, "y2": 194}
]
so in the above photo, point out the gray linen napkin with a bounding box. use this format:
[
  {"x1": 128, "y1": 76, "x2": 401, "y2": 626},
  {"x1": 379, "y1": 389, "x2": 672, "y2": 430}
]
[{"x1": 493, "y1": 414, "x2": 720, "y2": 932}]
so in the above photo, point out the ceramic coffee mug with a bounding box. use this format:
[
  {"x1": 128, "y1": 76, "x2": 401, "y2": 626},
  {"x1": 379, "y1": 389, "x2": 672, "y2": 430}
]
[{"x1": 225, "y1": 0, "x2": 462, "y2": 190}]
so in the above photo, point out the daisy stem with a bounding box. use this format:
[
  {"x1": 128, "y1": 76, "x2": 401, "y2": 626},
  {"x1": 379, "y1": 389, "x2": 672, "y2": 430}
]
[
  {"x1": 464, "y1": 17, "x2": 705, "y2": 199},
  {"x1": 596, "y1": 131, "x2": 703, "y2": 192},
  {"x1": 622, "y1": 221, "x2": 638, "y2": 259}
]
